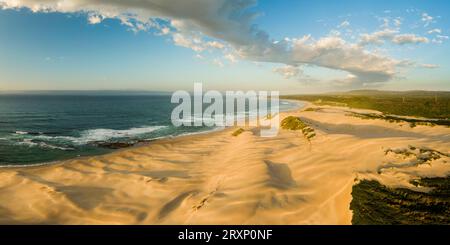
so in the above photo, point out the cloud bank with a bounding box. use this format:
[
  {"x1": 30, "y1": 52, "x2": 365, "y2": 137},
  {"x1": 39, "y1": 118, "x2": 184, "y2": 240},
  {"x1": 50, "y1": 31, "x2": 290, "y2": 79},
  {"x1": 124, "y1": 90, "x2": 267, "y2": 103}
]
[
  {"x1": 359, "y1": 29, "x2": 428, "y2": 46},
  {"x1": 420, "y1": 64, "x2": 439, "y2": 69},
  {"x1": 0, "y1": 0, "x2": 424, "y2": 87},
  {"x1": 273, "y1": 65, "x2": 301, "y2": 79}
]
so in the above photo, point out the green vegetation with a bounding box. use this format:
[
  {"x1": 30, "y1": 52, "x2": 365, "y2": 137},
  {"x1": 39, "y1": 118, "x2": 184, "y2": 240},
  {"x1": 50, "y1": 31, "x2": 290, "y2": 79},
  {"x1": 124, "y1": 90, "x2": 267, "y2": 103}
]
[
  {"x1": 385, "y1": 146, "x2": 448, "y2": 164},
  {"x1": 280, "y1": 116, "x2": 316, "y2": 140},
  {"x1": 352, "y1": 144, "x2": 450, "y2": 224},
  {"x1": 281, "y1": 116, "x2": 307, "y2": 130},
  {"x1": 348, "y1": 111, "x2": 449, "y2": 127},
  {"x1": 303, "y1": 107, "x2": 321, "y2": 112},
  {"x1": 350, "y1": 178, "x2": 450, "y2": 224},
  {"x1": 282, "y1": 90, "x2": 450, "y2": 119},
  {"x1": 232, "y1": 128, "x2": 245, "y2": 136},
  {"x1": 378, "y1": 146, "x2": 449, "y2": 174}
]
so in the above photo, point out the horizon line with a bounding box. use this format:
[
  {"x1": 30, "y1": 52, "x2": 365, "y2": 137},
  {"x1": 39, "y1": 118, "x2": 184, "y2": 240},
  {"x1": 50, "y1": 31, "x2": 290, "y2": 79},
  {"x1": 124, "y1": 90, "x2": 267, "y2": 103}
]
[{"x1": 0, "y1": 89, "x2": 449, "y2": 96}]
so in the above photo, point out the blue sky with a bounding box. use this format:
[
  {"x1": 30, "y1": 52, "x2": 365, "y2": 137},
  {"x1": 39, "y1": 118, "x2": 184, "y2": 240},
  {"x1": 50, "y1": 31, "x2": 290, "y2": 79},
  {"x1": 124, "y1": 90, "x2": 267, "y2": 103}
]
[{"x1": 0, "y1": 0, "x2": 449, "y2": 93}]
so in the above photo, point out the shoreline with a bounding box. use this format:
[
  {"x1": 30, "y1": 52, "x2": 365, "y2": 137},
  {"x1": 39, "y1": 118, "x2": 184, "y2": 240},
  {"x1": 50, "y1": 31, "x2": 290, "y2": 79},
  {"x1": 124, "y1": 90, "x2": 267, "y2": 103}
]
[
  {"x1": 0, "y1": 102, "x2": 448, "y2": 224},
  {"x1": 0, "y1": 126, "x2": 230, "y2": 170},
  {"x1": 0, "y1": 100, "x2": 307, "y2": 169}
]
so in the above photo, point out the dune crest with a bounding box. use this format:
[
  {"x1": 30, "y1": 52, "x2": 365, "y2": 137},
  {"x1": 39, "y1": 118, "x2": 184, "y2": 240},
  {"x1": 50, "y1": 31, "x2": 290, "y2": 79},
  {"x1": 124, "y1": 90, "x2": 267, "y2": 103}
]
[{"x1": 0, "y1": 104, "x2": 449, "y2": 224}]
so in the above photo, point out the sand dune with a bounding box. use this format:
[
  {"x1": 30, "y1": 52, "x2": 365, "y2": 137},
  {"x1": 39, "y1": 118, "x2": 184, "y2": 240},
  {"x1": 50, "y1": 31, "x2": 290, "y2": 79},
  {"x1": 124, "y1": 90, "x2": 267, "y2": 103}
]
[{"x1": 0, "y1": 103, "x2": 449, "y2": 224}]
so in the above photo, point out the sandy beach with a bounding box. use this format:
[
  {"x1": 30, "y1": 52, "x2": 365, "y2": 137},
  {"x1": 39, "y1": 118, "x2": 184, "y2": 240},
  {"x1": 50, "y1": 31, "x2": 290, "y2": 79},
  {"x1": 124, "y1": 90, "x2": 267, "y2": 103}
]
[{"x1": 0, "y1": 103, "x2": 449, "y2": 225}]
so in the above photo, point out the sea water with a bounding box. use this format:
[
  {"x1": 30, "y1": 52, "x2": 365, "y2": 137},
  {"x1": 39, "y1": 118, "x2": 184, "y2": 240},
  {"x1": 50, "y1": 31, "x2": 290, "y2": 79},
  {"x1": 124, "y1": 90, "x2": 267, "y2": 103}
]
[{"x1": 0, "y1": 92, "x2": 302, "y2": 165}]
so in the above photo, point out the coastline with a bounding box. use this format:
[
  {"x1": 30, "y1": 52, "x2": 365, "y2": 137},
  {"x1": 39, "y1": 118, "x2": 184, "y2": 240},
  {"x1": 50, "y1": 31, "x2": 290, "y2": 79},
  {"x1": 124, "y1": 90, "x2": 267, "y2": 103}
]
[
  {"x1": 0, "y1": 127, "x2": 231, "y2": 170},
  {"x1": 0, "y1": 102, "x2": 448, "y2": 224},
  {"x1": 0, "y1": 99, "x2": 305, "y2": 169}
]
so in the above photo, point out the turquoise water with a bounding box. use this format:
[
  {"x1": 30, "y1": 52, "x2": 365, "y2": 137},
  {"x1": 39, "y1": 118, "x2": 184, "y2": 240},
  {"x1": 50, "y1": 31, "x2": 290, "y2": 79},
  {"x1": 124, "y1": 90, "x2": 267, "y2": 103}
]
[{"x1": 0, "y1": 93, "x2": 301, "y2": 165}]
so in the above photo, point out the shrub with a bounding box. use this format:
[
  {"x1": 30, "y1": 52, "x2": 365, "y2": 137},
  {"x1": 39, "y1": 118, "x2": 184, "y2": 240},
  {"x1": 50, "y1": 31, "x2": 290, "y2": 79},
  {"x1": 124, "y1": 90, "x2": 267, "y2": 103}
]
[
  {"x1": 232, "y1": 128, "x2": 245, "y2": 136},
  {"x1": 281, "y1": 116, "x2": 316, "y2": 140}
]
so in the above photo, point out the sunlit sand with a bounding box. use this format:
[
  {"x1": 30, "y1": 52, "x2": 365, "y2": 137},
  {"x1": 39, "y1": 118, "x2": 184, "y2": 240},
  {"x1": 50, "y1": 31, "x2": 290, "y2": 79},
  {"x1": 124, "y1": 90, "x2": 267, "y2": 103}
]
[{"x1": 0, "y1": 103, "x2": 448, "y2": 224}]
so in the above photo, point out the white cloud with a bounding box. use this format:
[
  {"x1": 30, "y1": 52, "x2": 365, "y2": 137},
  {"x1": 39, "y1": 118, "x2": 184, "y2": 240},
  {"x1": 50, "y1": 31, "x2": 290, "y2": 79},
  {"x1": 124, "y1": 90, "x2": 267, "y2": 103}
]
[
  {"x1": 206, "y1": 41, "x2": 225, "y2": 49},
  {"x1": 420, "y1": 64, "x2": 439, "y2": 69},
  {"x1": 329, "y1": 29, "x2": 341, "y2": 37},
  {"x1": 432, "y1": 35, "x2": 449, "y2": 44},
  {"x1": 273, "y1": 65, "x2": 301, "y2": 79},
  {"x1": 158, "y1": 27, "x2": 171, "y2": 35},
  {"x1": 87, "y1": 14, "x2": 103, "y2": 25},
  {"x1": 393, "y1": 17, "x2": 402, "y2": 27},
  {"x1": 421, "y1": 13, "x2": 434, "y2": 27},
  {"x1": 171, "y1": 30, "x2": 225, "y2": 52},
  {"x1": 392, "y1": 34, "x2": 429, "y2": 45},
  {"x1": 330, "y1": 74, "x2": 360, "y2": 87},
  {"x1": 0, "y1": 0, "x2": 415, "y2": 87},
  {"x1": 281, "y1": 36, "x2": 401, "y2": 85},
  {"x1": 380, "y1": 18, "x2": 390, "y2": 29},
  {"x1": 359, "y1": 29, "x2": 429, "y2": 46},
  {"x1": 359, "y1": 29, "x2": 398, "y2": 45},
  {"x1": 338, "y1": 20, "x2": 350, "y2": 28},
  {"x1": 195, "y1": 54, "x2": 204, "y2": 59},
  {"x1": 224, "y1": 53, "x2": 238, "y2": 63},
  {"x1": 172, "y1": 32, "x2": 205, "y2": 52},
  {"x1": 428, "y1": 28, "x2": 441, "y2": 34}
]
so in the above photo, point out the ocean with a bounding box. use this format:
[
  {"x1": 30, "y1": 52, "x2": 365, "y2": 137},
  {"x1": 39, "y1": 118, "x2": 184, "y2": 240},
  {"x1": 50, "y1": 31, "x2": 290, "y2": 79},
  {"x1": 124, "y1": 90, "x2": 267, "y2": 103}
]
[{"x1": 0, "y1": 92, "x2": 301, "y2": 166}]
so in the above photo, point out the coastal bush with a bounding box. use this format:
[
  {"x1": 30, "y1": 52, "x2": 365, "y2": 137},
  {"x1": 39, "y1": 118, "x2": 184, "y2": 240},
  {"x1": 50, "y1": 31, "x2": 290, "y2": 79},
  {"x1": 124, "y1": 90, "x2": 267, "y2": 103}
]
[
  {"x1": 350, "y1": 178, "x2": 450, "y2": 224},
  {"x1": 281, "y1": 116, "x2": 316, "y2": 140},
  {"x1": 346, "y1": 111, "x2": 445, "y2": 127},
  {"x1": 379, "y1": 146, "x2": 448, "y2": 174},
  {"x1": 282, "y1": 90, "x2": 450, "y2": 119},
  {"x1": 281, "y1": 116, "x2": 307, "y2": 130},
  {"x1": 232, "y1": 128, "x2": 245, "y2": 136},
  {"x1": 304, "y1": 107, "x2": 320, "y2": 112}
]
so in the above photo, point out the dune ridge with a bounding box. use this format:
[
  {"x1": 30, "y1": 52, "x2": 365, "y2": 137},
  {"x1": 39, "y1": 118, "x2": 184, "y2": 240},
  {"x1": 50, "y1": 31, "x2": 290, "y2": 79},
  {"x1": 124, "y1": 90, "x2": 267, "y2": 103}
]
[{"x1": 0, "y1": 103, "x2": 448, "y2": 224}]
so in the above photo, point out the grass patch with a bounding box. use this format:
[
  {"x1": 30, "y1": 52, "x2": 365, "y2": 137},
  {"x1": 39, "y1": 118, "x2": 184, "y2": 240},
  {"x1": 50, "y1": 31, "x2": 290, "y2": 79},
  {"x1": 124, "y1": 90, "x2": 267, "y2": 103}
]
[
  {"x1": 282, "y1": 90, "x2": 450, "y2": 119},
  {"x1": 350, "y1": 178, "x2": 450, "y2": 224},
  {"x1": 347, "y1": 111, "x2": 446, "y2": 127},
  {"x1": 232, "y1": 128, "x2": 245, "y2": 136},
  {"x1": 351, "y1": 112, "x2": 445, "y2": 127},
  {"x1": 378, "y1": 146, "x2": 449, "y2": 173},
  {"x1": 304, "y1": 107, "x2": 321, "y2": 112},
  {"x1": 281, "y1": 116, "x2": 307, "y2": 130},
  {"x1": 385, "y1": 146, "x2": 448, "y2": 163},
  {"x1": 281, "y1": 116, "x2": 316, "y2": 140}
]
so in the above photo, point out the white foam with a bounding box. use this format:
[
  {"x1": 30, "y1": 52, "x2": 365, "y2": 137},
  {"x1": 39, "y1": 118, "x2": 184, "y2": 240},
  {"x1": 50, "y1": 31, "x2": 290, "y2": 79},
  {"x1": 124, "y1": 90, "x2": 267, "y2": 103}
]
[
  {"x1": 34, "y1": 135, "x2": 79, "y2": 142},
  {"x1": 17, "y1": 139, "x2": 75, "y2": 151},
  {"x1": 15, "y1": 131, "x2": 28, "y2": 135},
  {"x1": 77, "y1": 126, "x2": 167, "y2": 143},
  {"x1": 21, "y1": 125, "x2": 167, "y2": 145}
]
